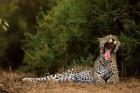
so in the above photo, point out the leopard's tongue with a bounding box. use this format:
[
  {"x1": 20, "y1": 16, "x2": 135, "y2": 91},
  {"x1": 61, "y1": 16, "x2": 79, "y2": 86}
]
[{"x1": 104, "y1": 50, "x2": 111, "y2": 60}]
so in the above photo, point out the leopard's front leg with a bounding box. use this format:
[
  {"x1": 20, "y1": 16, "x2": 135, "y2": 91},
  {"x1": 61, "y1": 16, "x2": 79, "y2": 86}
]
[
  {"x1": 94, "y1": 72, "x2": 105, "y2": 84},
  {"x1": 107, "y1": 72, "x2": 119, "y2": 84}
]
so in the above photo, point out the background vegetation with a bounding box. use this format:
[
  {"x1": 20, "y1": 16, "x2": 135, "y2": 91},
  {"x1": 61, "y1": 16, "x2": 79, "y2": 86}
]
[{"x1": 0, "y1": 0, "x2": 140, "y2": 76}]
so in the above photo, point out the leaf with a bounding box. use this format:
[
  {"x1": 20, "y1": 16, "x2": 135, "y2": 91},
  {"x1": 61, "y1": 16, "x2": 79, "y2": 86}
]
[
  {"x1": 4, "y1": 20, "x2": 9, "y2": 27},
  {"x1": 2, "y1": 25, "x2": 8, "y2": 31}
]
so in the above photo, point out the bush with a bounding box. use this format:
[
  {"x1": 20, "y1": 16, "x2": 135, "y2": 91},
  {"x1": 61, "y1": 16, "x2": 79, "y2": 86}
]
[{"x1": 22, "y1": 0, "x2": 140, "y2": 75}]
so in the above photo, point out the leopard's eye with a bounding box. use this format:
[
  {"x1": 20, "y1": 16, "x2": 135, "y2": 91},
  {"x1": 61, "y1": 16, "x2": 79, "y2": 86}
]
[
  {"x1": 114, "y1": 41, "x2": 117, "y2": 44},
  {"x1": 108, "y1": 38, "x2": 112, "y2": 43}
]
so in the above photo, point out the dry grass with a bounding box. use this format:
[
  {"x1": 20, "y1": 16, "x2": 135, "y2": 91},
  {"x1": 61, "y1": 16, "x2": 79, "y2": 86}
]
[{"x1": 0, "y1": 71, "x2": 140, "y2": 93}]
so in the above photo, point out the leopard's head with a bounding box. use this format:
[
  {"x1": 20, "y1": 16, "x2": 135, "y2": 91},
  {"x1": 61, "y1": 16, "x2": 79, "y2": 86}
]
[{"x1": 97, "y1": 35, "x2": 121, "y2": 60}]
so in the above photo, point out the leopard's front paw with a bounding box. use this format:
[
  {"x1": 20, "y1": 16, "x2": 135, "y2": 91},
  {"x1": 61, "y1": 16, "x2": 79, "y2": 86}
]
[
  {"x1": 107, "y1": 79, "x2": 119, "y2": 84},
  {"x1": 95, "y1": 80, "x2": 105, "y2": 85}
]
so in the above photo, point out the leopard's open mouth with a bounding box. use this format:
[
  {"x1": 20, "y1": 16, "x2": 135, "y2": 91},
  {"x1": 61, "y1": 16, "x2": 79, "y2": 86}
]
[{"x1": 103, "y1": 38, "x2": 116, "y2": 60}]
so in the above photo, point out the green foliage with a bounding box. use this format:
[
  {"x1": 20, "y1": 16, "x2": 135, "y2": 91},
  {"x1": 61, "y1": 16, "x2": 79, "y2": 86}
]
[
  {"x1": 22, "y1": 0, "x2": 140, "y2": 74},
  {"x1": 22, "y1": 0, "x2": 96, "y2": 73},
  {"x1": 0, "y1": 0, "x2": 54, "y2": 69}
]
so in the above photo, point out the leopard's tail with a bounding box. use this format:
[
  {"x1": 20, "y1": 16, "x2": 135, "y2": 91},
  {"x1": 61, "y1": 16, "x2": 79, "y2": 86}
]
[
  {"x1": 22, "y1": 73, "x2": 75, "y2": 82},
  {"x1": 22, "y1": 77, "x2": 48, "y2": 82}
]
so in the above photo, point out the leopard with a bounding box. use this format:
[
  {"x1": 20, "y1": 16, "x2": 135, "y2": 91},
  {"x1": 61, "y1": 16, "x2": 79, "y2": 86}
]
[
  {"x1": 93, "y1": 34, "x2": 121, "y2": 84},
  {"x1": 22, "y1": 35, "x2": 121, "y2": 84}
]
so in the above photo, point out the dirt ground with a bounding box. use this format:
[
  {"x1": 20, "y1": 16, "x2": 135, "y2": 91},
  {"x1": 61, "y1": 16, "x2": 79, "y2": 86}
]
[
  {"x1": 23, "y1": 80, "x2": 140, "y2": 93},
  {"x1": 0, "y1": 72, "x2": 140, "y2": 93}
]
